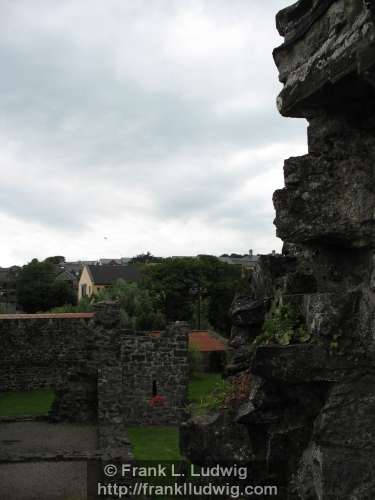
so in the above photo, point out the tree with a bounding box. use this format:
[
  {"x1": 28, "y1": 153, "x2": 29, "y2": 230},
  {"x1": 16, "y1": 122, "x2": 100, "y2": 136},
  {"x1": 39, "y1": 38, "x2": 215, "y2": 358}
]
[
  {"x1": 16, "y1": 259, "x2": 75, "y2": 313},
  {"x1": 48, "y1": 296, "x2": 92, "y2": 313},
  {"x1": 130, "y1": 252, "x2": 163, "y2": 264},
  {"x1": 141, "y1": 256, "x2": 241, "y2": 335},
  {"x1": 94, "y1": 279, "x2": 166, "y2": 330},
  {"x1": 49, "y1": 280, "x2": 76, "y2": 308},
  {"x1": 141, "y1": 257, "x2": 202, "y2": 322},
  {"x1": 44, "y1": 256, "x2": 65, "y2": 265}
]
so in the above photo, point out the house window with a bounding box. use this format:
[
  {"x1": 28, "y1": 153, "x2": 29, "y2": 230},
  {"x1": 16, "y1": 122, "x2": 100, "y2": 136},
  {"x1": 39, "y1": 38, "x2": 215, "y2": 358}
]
[{"x1": 81, "y1": 284, "x2": 87, "y2": 297}]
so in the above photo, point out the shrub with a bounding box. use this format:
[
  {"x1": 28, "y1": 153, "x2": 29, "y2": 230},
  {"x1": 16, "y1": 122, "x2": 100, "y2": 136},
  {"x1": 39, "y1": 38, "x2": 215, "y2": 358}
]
[
  {"x1": 17, "y1": 259, "x2": 76, "y2": 313},
  {"x1": 254, "y1": 303, "x2": 310, "y2": 346},
  {"x1": 148, "y1": 395, "x2": 167, "y2": 407},
  {"x1": 48, "y1": 296, "x2": 93, "y2": 313},
  {"x1": 191, "y1": 378, "x2": 231, "y2": 414},
  {"x1": 95, "y1": 279, "x2": 166, "y2": 330},
  {"x1": 190, "y1": 371, "x2": 251, "y2": 415},
  {"x1": 222, "y1": 371, "x2": 251, "y2": 409}
]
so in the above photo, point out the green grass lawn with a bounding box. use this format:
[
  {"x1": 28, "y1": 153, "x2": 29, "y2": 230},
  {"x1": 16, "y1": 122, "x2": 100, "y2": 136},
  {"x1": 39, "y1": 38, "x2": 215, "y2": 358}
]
[
  {"x1": 188, "y1": 372, "x2": 222, "y2": 404},
  {"x1": 188, "y1": 372, "x2": 225, "y2": 415},
  {"x1": 127, "y1": 374, "x2": 223, "y2": 461},
  {"x1": 127, "y1": 426, "x2": 181, "y2": 460},
  {"x1": 0, "y1": 374, "x2": 222, "y2": 460},
  {"x1": 0, "y1": 388, "x2": 55, "y2": 417}
]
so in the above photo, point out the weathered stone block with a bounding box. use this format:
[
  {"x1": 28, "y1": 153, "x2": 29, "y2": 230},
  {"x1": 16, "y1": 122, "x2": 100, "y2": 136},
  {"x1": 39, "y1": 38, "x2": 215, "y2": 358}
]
[
  {"x1": 251, "y1": 344, "x2": 349, "y2": 383},
  {"x1": 273, "y1": 152, "x2": 375, "y2": 247},
  {"x1": 180, "y1": 413, "x2": 254, "y2": 464}
]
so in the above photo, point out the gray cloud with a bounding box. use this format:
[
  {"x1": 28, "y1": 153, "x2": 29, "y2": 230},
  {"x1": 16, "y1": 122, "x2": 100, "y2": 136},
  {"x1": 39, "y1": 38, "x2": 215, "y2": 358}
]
[{"x1": 0, "y1": 0, "x2": 306, "y2": 264}]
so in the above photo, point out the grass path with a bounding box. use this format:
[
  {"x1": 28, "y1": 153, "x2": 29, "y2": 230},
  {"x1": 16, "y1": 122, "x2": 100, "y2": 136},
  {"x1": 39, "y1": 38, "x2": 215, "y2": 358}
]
[
  {"x1": 127, "y1": 426, "x2": 181, "y2": 460},
  {"x1": 0, "y1": 374, "x2": 223, "y2": 461},
  {"x1": 0, "y1": 388, "x2": 55, "y2": 417},
  {"x1": 188, "y1": 372, "x2": 222, "y2": 404}
]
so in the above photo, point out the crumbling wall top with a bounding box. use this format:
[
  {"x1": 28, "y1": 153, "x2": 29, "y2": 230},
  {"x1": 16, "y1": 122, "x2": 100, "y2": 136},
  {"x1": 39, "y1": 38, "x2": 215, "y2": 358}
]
[{"x1": 274, "y1": 0, "x2": 375, "y2": 117}]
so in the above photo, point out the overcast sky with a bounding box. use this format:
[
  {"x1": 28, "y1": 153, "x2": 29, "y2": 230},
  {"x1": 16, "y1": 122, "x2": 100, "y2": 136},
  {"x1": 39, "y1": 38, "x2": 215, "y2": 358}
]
[{"x1": 0, "y1": 0, "x2": 306, "y2": 266}]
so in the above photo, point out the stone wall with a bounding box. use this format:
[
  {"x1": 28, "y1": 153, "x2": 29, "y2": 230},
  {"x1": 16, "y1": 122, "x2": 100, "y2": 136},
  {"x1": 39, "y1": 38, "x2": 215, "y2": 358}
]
[
  {"x1": 98, "y1": 325, "x2": 189, "y2": 427},
  {"x1": 181, "y1": 2, "x2": 375, "y2": 498},
  {"x1": 0, "y1": 306, "x2": 189, "y2": 426},
  {"x1": 0, "y1": 315, "x2": 99, "y2": 393},
  {"x1": 270, "y1": 4, "x2": 375, "y2": 496}
]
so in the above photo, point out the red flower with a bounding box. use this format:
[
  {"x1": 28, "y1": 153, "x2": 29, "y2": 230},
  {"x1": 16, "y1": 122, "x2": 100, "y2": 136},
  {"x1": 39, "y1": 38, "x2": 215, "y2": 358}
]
[{"x1": 148, "y1": 395, "x2": 167, "y2": 407}]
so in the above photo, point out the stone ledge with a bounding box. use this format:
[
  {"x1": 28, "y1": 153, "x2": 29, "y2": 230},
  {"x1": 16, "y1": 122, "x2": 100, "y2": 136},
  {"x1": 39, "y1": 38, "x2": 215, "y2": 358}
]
[
  {"x1": 0, "y1": 313, "x2": 95, "y2": 320},
  {"x1": 0, "y1": 451, "x2": 103, "y2": 463},
  {"x1": 0, "y1": 415, "x2": 49, "y2": 423},
  {"x1": 251, "y1": 344, "x2": 363, "y2": 383}
]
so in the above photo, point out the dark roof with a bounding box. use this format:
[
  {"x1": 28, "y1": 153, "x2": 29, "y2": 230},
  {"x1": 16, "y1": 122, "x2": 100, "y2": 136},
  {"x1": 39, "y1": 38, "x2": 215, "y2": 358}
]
[
  {"x1": 87, "y1": 264, "x2": 141, "y2": 285},
  {"x1": 55, "y1": 269, "x2": 79, "y2": 283},
  {"x1": 61, "y1": 261, "x2": 97, "y2": 276}
]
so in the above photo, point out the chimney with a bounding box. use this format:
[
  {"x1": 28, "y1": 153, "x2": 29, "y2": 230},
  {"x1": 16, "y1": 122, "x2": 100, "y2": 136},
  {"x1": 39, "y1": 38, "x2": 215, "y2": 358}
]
[{"x1": 272, "y1": 250, "x2": 276, "y2": 256}]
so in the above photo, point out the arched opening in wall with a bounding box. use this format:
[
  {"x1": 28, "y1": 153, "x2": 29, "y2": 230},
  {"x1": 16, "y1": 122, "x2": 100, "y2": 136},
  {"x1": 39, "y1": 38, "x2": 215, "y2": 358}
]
[
  {"x1": 50, "y1": 373, "x2": 98, "y2": 422},
  {"x1": 152, "y1": 380, "x2": 158, "y2": 397}
]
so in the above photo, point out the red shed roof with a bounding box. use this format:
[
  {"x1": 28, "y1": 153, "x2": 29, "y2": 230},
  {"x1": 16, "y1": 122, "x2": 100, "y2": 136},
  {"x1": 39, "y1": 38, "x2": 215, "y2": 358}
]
[
  {"x1": 189, "y1": 330, "x2": 226, "y2": 352},
  {"x1": 149, "y1": 329, "x2": 226, "y2": 352}
]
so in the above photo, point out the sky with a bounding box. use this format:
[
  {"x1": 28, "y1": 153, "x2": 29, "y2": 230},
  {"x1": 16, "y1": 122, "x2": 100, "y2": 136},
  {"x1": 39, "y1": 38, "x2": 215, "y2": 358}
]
[{"x1": 0, "y1": 0, "x2": 307, "y2": 266}]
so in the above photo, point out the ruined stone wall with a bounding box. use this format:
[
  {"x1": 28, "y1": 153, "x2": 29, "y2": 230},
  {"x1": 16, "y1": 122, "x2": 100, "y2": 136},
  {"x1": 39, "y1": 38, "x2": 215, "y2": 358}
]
[
  {"x1": 120, "y1": 326, "x2": 189, "y2": 425},
  {"x1": 0, "y1": 315, "x2": 100, "y2": 393},
  {"x1": 181, "y1": 2, "x2": 375, "y2": 498},
  {"x1": 0, "y1": 307, "x2": 189, "y2": 425},
  {"x1": 98, "y1": 325, "x2": 189, "y2": 427},
  {"x1": 269, "y1": 4, "x2": 375, "y2": 496}
]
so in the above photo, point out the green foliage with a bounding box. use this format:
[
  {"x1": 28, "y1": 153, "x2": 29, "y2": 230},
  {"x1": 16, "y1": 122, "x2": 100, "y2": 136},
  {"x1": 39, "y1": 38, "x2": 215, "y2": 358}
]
[
  {"x1": 188, "y1": 373, "x2": 223, "y2": 403},
  {"x1": 141, "y1": 257, "x2": 199, "y2": 322},
  {"x1": 129, "y1": 252, "x2": 163, "y2": 264},
  {"x1": 44, "y1": 256, "x2": 65, "y2": 265},
  {"x1": 48, "y1": 297, "x2": 93, "y2": 313},
  {"x1": 50, "y1": 280, "x2": 76, "y2": 308},
  {"x1": 16, "y1": 259, "x2": 76, "y2": 313},
  {"x1": 141, "y1": 256, "x2": 240, "y2": 335},
  {"x1": 207, "y1": 280, "x2": 239, "y2": 334},
  {"x1": 188, "y1": 344, "x2": 203, "y2": 375},
  {"x1": 188, "y1": 373, "x2": 229, "y2": 415},
  {"x1": 255, "y1": 303, "x2": 310, "y2": 346},
  {"x1": 188, "y1": 371, "x2": 252, "y2": 416},
  {"x1": 94, "y1": 279, "x2": 166, "y2": 330},
  {"x1": 221, "y1": 371, "x2": 251, "y2": 409}
]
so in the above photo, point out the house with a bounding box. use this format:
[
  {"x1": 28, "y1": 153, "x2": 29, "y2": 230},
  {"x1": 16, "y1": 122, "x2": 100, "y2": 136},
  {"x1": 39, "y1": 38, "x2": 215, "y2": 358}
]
[
  {"x1": 219, "y1": 249, "x2": 260, "y2": 277},
  {"x1": 58, "y1": 260, "x2": 97, "y2": 280},
  {"x1": 99, "y1": 258, "x2": 131, "y2": 265},
  {"x1": 55, "y1": 268, "x2": 79, "y2": 293},
  {"x1": 78, "y1": 264, "x2": 142, "y2": 301}
]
